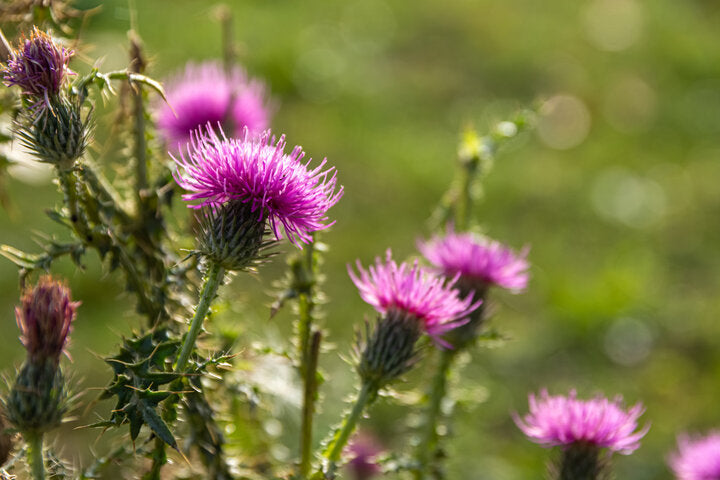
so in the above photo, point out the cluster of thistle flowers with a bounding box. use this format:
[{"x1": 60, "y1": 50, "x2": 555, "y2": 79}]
[{"x1": 4, "y1": 24, "x2": 720, "y2": 480}]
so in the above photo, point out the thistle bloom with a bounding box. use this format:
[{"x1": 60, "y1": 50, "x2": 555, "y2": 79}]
[
  {"x1": 419, "y1": 227, "x2": 530, "y2": 294},
  {"x1": 669, "y1": 432, "x2": 720, "y2": 480},
  {"x1": 346, "y1": 433, "x2": 383, "y2": 480},
  {"x1": 173, "y1": 126, "x2": 342, "y2": 246},
  {"x1": 16, "y1": 275, "x2": 80, "y2": 366},
  {"x1": 2, "y1": 27, "x2": 74, "y2": 109},
  {"x1": 348, "y1": 250, "x2": 480, "y2": 342},
  {"x1": 157, "y1": 61, "x2": 271, "y2": 148},
  {"x1": 515, "y1": 390, "x2": 649, "y2": 454}
]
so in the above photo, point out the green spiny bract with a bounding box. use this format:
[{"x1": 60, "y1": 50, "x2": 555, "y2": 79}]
[
  {"x1": 195, "y1": 200, "x2": 274, "y2": 272},
  {"x1": 14, "y1": 96, "x2": 90, "y2": 170},
  {"x1": 6, "y1": 360, "x2": 66, "y2": 435},
  {"x1": 357, "y1": 309, "x2": 423, "y2": 388}
]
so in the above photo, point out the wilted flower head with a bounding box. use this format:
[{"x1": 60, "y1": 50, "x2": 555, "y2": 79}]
[
  {"x1": 669, "y1": 431, "x2": 720, "y2": 480},
  {"x1": 173, "y1": 125, "x2": 343, "y2": 246},
  {"x1": 157, "y1": 61, "x2": 271, "y2": 148},
  {"x1": 15, "y1": 275, "x2": 79, "y2": 365},
  {"x1": 515, "y1": 389, "x2": 649, "y2": 454},
  {"x1": 419, "y1": 226, "x2": 530, "y2": 294},
  {"x1": 2, "y1": 27, "x2": 74, "y2": 109},
  {"x1": 348, "y1": 250, "x2": 480, "y2": 343}
]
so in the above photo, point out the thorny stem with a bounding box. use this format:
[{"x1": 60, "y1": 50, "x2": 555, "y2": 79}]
[
  {"x1": 300, "y1": 331, "x2": 322, "y2": 479},
  {"x1": 455, "y1": 159, "x2": 478, "y2": 232},
  {"x1": 175, "y1": 261, "x2": 225, "y2": 373},
  {"x1": 129, "y1": 32, "x2": 149, "y2": 215},
  {"x1": 322, "y1": 380, "x2": 378, "y2": 479},
  {"x1": 25, "y1": 432, "x2": 45, "y2": 480},
  {"x1": 79, "y1": 444, "x2": 132, "y2": 480},
  {"x1": 413, "y1": 349, "x2": 457, "y2": 480},
  {"x1": 298, "y1": 239, "x2": 316, "y2": 374}
]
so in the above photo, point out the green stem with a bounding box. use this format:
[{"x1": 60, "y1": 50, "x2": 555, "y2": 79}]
[
  {"x1": 175, "y1": 262, "x2": 224, "y2": 373},
  {"x1": 298, "y1": 240, "x2": 315, "y2": 373},
  {"x1": 413, "y1": 349, "x2": 456, "y2": 480},
  {"x1": 299, "y1": 331, "x2": 322, "y2": 479},
  {"x1": 322, "y1": 381, "x2": 378, "y2": 479},
  {"x1": 455, "y1": 159, "x2": 478, "y2": 231},
  {"x1": 25, "y1": 432, "x2": 45, "y2": 480}
]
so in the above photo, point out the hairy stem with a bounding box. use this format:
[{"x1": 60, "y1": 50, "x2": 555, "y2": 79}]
[
  {"x1": 299, "y1": 331, "x2": 322, "y2": 479},
  {"x1": 413, "y1": 349, "x2": 456, "y2": 480},
  {"x1": 175, "y1": 261, "x2": 224, "y2": 372},
  {"x1": 322, "y1": 380, "x2": 378, "y2": 479},
  {"x1": 25, "y1": 432, "x2": 44, "y2": 480}
]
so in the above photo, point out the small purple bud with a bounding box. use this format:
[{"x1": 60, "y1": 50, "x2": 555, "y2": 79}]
[
  {"x1": 2, "y1": 27, "x2": 74, "y2": 109},
  {"x1": 15, "y1": 275, "x2": 79, "y2": 366}
]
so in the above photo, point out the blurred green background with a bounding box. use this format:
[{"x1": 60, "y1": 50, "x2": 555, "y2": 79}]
[{"x1": 2, "y1": 0, "x2": 720, "y2": 478}]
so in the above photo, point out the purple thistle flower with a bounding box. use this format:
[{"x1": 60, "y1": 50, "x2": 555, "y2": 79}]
[
  {"x1": 2, "y1": 27, "x2": 74, "y2": 109},
  {"x1": 669, "y1": 432, "x2": 720, "y2": 480},
  {"x1": 515, "y1": 390, "x2": 649, "y2": 454},
  {"x1": 15, "y1": 275, "x2": 80, "y2": 366},
  {"x1": 157, "y1": 61, "x2": 271, "y2": 148},
  {"x1": 172, "y1": 125, "x2": 343, "y2": 246},
  {"x1": 348, "y1": 250, "x2": 481, "y2": 343},
  {"x1": 419, "y1": 226, "x2": 530, "y2": 294}
]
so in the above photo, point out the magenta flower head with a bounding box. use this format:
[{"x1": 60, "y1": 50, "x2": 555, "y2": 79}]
[
  {"x1": 175, "y1": 125, "x2": 342, "y2": 243},
  {"x1": 669, "y1": 431, "x2": 720, "y2": 480},
  {"x1": 419, "y1": 226, "x2": 530, "y2": 295},
  {"x1": 515, "y1": 390, "x2": 649, "y2": 480},
  {"x1": 15, "y1": 275, "x2": 79, "y2": 366},
  {"x1": 2, "y1": 27, "x2": 74, "y2": 110},
  {"x1": 157, "y1": 61, "x2": 271, "y2": 148},
  {"x1": 349, "y1": 250, "x2": 480, "y2": 385}
]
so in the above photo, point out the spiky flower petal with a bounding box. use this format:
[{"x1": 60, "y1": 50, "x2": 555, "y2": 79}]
[
  {"x1": 348, "y1": 250, "x2": 480, "y2": 343},
  {"x1": 515, "y1": 390, "x2": 649, "y2": 454},
  {"x1": 419, "y1": 226, "x2": 530, "y2": 293},
  {"x1": 173, "y1": 126, "x2": 343, "y2": 246},
  {"x1": 669, "y1": 431, "x2": 720, "y2": 480},
  {"x1": 2, "y1": 27, "x2": 74, "y2": 110},
  {"x1": 157, "y1": 61, "x2": 271, "y2": 148}
]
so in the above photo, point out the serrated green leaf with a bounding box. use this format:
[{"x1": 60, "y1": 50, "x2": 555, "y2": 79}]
[{"x1": 139, "y1": 400, "x2": 177, "y2": 450}]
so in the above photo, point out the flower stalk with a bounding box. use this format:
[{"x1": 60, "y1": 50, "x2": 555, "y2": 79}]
[
  {"x1": 26, "y1": 432, "x2": 45, "y2": 480},
  {"x1": 322, "y1": 380, "x2": 379, "y2": 479},
  {"x1": 413, "y1": 348, "x2": 456, "y2": 480},
  {"x1": 300, "y1": 330, "x2": 322, "y2": 479},
  {"x1": 175, "y1": 261, "x2": 225, "y2": 373}
]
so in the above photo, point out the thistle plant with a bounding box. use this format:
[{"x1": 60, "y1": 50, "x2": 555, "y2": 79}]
[
  {"x1": 4, "y1": 276, "x2": 79, "y2": 480},
  {"x1": 515, "y1": 390, "x2": 649, "y2": 480},
  {"x1": 0, "y1": 5, "x2": 707, "y2": 480}
]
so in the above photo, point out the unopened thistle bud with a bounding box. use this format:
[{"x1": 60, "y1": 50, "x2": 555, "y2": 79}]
[
  {"x1": 196, "y1": 200, "x2": 271, "y2": 271},
  {"x1": 6, "y1": 276, "x2": 79, "y2": 435},
  {"x1": 349, "y1": 250, "x2": 480, "y2": 386},
  {"x1": 2, "y1": 27, "x2": 74, "y2": 110},
  {"x1": 14, "y1": 95, "x2": 89, "y2": 170}
]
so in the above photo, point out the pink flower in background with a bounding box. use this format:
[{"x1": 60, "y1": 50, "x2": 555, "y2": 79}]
[
  {"x1": 172, "y1": 126, "x2": 342, "y2": 246},
  {"x1": 669, "y1": 432, "x2": 720, "y2": 480},
  {"x1": 346, "y1": 432, "x2": 383, "y2": 480},
  {"x1": 419, "y1": 227, "x2": 529, "y2": 293},
  {"x1": 348, "y1": 250, "x2": 481, "y2": 343},
  {"x1": 515, "y1": 390, "x2": 648, "y2": 454},
  {"x1": 157, "y1": 61, "x2": 271, "y2": 148}
]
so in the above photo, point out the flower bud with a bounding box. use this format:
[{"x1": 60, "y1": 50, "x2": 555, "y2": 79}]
[
  {"x1": 14, "y1": 96, "x2": 89, "y2": 170},
  {"x1": 15, "y1": 276, "x2": 79, "y2": 366},
  {"x1": 357, "y1": 309, "x2": 423, "y2": 387},
  {"x1": 196, "y1": 200, "x2": 271, "y2": 271},
  {"x1": 2, "y1": 27, "x2": 74, "y2": 110}
]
